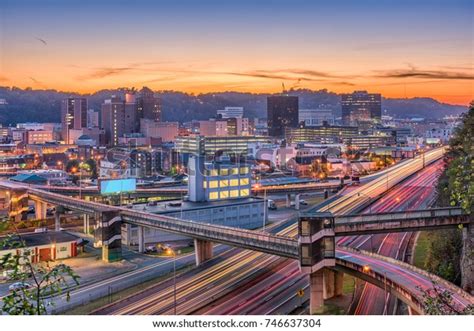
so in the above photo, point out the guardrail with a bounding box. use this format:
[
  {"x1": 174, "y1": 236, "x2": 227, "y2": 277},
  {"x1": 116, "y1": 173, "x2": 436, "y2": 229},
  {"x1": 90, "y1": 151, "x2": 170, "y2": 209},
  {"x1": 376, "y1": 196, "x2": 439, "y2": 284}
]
[{"x1": 336, "y1": 246, "x2": 474, "y2": 305}]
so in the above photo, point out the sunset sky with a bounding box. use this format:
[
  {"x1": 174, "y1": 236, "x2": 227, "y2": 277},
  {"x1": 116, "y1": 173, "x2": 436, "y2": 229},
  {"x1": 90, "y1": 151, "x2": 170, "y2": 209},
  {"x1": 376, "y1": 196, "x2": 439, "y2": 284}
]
[{"x1": 1, "y1": 0, "x2": 472, "y2": 104}]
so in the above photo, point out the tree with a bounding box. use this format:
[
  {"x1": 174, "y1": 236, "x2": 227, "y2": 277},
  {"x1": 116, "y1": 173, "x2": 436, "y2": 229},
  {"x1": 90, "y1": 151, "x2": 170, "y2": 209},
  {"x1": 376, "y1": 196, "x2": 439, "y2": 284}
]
[
  {"x1": 425, "y1": 101, "x2": 474, "y2": 290},
  {"x1": 418, "y1": 282, "x2": 474, "y2": 315},
  {"x1": 0, "y1": 221, "x2": 80, "y2": 315}
]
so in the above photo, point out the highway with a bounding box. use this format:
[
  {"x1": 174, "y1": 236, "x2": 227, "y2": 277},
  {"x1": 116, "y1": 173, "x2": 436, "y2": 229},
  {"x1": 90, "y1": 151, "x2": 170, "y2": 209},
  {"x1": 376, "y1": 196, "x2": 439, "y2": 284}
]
[
  {"x1": 341, "y1": 160, "x2": 443, "y2": 314},
  {"x1": 88, "y1": 147, "x2": 468, "y2": 315}
]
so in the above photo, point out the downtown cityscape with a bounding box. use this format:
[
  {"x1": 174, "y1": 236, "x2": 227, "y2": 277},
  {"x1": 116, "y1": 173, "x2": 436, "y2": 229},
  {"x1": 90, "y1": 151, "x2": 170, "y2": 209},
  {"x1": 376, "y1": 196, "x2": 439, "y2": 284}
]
[{"x1": 0, "y1": 0, "x2": 473, "y2": 330}]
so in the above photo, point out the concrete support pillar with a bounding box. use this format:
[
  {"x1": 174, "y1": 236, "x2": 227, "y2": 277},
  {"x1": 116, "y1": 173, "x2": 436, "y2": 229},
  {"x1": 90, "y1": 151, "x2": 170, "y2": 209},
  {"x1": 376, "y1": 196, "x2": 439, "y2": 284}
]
[
  {"x1": 94, "y1": 211, "x2": 122, "y2": 262},
  {"x1": 295, "y1": 194, "x2": 301, "y2": 210},
  {"x1": 83, "y1": 214, "x2": 90, "y2": 235},
  {"x1": 194, "y1": 239, "x2": 213, "y2": 266},
  {"x1": 286, "y1": 194, "x2": 291, "y2": 208},
  {"x1": 138, "y1": 226, "x2": 145, "y2": 253},
  {"x1": 323, "y1": 269, "x2": 344, "y2": 299},
  {"x1": 34, "y1": 201, "x2": 47, "y2": 220},
  {"x1": 334, "y1": 270, "x2": 344, "y2": 297},
  {"x1": 323, "y1": 268, "x2": 335, "y2": 299},
  {"x1": 54, "y1": 211, "x2": 61, "y2": 231},
  {"x1": 309, "y1": 269, "x2": 325, "y2": 314}
]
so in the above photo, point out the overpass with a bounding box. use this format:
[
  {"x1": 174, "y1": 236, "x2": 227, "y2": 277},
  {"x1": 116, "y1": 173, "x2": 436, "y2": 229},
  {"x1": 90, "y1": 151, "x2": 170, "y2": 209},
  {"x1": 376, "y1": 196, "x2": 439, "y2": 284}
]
[
  {"x1": 335, "y1": 247, "x2": 474, "y2": 314},
  {"x1": 4, "y1": 181, "x2": 469, "y2": 261},
  {"x1": 1, "y1": 180, "x2": 472, "y2": 314}
]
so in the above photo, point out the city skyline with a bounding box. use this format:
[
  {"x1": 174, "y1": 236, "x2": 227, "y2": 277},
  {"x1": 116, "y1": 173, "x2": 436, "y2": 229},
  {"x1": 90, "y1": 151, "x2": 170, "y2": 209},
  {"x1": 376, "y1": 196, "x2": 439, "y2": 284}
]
[{"x1": 1, "y1": 0, "x2": 472, "y2": 105}]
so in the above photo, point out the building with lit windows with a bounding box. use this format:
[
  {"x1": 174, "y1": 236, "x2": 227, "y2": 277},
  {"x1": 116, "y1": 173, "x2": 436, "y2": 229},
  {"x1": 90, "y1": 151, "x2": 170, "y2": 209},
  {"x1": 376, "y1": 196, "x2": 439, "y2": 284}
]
[
  {"x1": 175, "y1": 135, "x2": 269, "y2": 158},
  {"x1": 61, "y1": 97, "x2": 88, "y2": 144},
  {"x1": 341, "y1": 91, "x2": 382, "y2": 126},
  {"x1": 188, "y1": 154, "x2": 251, "y2": 202},
  {"x1": 285, "y1": 124, "x2": 358, "y2": 143}
]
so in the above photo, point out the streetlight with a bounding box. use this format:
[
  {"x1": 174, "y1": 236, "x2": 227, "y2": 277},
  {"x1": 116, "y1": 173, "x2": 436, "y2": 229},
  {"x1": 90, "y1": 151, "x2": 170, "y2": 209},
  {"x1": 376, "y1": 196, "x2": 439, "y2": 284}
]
[
  {"x1": 362, "y1": 265, "x2": 371, "y2": 273},
  {"x1": 167, "y1": 247, "x2": 178, "y2": 315},
  {"x1": 254, "y1": 183, "x2": 267, "y2": 231},
  {"x1": 383, "y1": 272, "x2": 388, "y2": 315}
]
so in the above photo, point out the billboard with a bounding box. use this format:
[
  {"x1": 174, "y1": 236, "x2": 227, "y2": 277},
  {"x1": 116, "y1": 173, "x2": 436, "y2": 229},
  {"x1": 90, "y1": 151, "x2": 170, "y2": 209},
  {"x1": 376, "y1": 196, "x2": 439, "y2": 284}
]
[{"x1": 100, "y1": 178, "x2": 137, "y2": 195}]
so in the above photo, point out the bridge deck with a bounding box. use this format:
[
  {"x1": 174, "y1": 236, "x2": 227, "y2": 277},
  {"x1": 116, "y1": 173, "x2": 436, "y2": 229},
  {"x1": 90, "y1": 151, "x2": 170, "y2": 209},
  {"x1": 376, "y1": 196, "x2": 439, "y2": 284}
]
[{"x1": 334, "y1": 207, "x2": 470, "y2": 236}]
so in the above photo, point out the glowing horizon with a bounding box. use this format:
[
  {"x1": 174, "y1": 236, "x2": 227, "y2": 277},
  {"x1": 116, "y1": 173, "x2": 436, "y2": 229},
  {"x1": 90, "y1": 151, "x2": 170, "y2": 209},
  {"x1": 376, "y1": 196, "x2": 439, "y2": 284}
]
[{"x1": 1, "y1": 0, "x2": 472, "y2": 105}]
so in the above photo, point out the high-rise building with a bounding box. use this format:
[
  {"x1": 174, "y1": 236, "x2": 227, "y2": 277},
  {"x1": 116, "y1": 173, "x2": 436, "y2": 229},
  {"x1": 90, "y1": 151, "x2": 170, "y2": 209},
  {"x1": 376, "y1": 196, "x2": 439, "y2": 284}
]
[
  {"x1": 267, "y1": 96, "x2": 299, "y2": 137},
  {"x1": 101, "y1": 96, "x2": 126, "y2": 146},
  {"x1": 217, "y1": 107, "x2": 244, "y2": 119},
  {"x1": 136, "y1": 87, "x2": 162, "y2": 124},
  {"x1": 341, "y1": 91, "x2": 382, "y2": 126},
  {"x1": 61, "y1": 97, "x2": 87, "y2": 144}
]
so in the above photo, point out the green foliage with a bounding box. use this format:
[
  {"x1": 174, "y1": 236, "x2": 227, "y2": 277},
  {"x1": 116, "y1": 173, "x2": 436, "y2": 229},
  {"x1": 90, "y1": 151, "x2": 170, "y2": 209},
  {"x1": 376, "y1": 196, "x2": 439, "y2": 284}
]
[
  {"x1": 424, "y1": 230, "x2": 462, "y2": 284},
  {"x1": 418, "y1": 282, "x2": 474, "y2": 315},
  {"x1": 422, "y1": 102, "x2": 474, "y2": 286},
  {"x1": 442, "y1": 102, "x2": 474, "y2": 212},
  {"x1": 0, "y1": 228, "x2": 80, "y2": 315}
]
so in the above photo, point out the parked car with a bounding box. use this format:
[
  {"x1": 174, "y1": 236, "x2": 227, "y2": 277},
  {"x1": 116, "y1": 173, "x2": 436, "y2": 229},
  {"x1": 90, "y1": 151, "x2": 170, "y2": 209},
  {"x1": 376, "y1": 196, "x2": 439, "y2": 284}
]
[
  {"x1": 144, "y1": 245, "x2": 158, "y2": 253},
  {"x1": 267, "y1": 199, "x2": 277, "y2": 210},
  {"x1": 9, "y1": 281, "x2": 31, "y2": 292},
  {"x1": 299, "y1": 199, "x2": 308, "y2": 205},
  {"x1": 34, "y1": 227, "x2": 48, "y2": 233},
  {"x1": 147, "y1": 201, "x2": 158, "y2": 207}
]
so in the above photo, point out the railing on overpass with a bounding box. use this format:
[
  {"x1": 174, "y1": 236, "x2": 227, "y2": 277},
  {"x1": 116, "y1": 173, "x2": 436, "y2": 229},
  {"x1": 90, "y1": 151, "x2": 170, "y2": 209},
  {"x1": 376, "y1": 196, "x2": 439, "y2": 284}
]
[
  {"x1": 28, "y1": 188, "x2": 115, "y2": 214},
  {"x1": 120, "y1": 209, "x2": 299, "y2": 258},
  {"x1": 24, "y1": 184, "x2": 299, "y2": 258},
  {"x1": 334, "y1": 246, "x2": 474, "y2": 313},
  {"x1": 334, "y1": 207, "x2": 470, "y2": 236}
]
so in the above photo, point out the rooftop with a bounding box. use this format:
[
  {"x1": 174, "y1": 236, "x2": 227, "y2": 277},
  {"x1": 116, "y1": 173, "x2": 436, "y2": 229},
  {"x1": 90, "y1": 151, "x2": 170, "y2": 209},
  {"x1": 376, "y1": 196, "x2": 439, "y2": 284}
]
[
  {"x1": 136, "y1": 197, "x2": 262, "y2": 215},
  {"x1": 0, "y1": 231, "x2": 80, "y2": 250}
]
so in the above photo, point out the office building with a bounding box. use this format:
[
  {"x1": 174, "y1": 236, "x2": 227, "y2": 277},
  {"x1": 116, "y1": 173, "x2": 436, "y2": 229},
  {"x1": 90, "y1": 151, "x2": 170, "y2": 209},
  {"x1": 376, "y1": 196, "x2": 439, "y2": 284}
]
[
  {"x1": 61, "y1": 97, "x2": 88, "y2": 144},
  {"x1": 267, "y1": 96, "x2": 299, "y2": 137},
  {"x1": 285, "y1": 124, "x2": 358, "y2": 143},
  {"x1": 175, "y1": 135, "x2": 269, "y2": 157},
  {"x1": 101, "y1": 96, "x2": 126, "y2": 146},
  {"x1": 87, "y1": 109, "x2": 99, "y2": 128},
  {"x1": 140, "y1": 119, "x2": 179, "y2": 142},
  {"x1": 188, "y1": 155, "x2": 251, "y2": 202},
  {"x1": 299, "y1": 109, "x2": 335, "y2": 126},
  {"x1": 217, "y1": 106, "x2": 244, "y2": 119},
  {"x1": 341, "y1": 91, "x2": 382, "y2": 126},
  {"x1": 136, "y1": 87, "x2": 162, "y2": 124}
]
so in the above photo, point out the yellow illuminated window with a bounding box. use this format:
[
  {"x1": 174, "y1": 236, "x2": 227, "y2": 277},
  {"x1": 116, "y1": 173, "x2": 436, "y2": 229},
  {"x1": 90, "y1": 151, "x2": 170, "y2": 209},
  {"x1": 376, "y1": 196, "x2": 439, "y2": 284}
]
[
  {"x1": 203, "y1": 181, "x2": 207, "y2": 188},
  {"x1": 220, "y1": 168, "x2": 229, "y2": 176},
  {"x1": 229, "y1": 179, "x2": 239, "y2": 186},
  {"x1": 230, "y1": 190, "x2": 239, "y2": 198},
  {"x1": 209, "y1": 192, "x2": 218, "y2": 200},
  {"x1": 240, "y1": 167, "x2": 249, "y2": 175},
  {"x1": 240, "y1": 189, "x2": 249, "y2": 197},
  {"x1": 220, "y1": 191, "x2": 229, "y2": 199},
  {"x1": 240, "y1": 178, "x2": 249, "y2": 185},
  {"x1": 231, "y1": 167, "x2": 239, "y2": 175},
  {"x1": 210, "y1": 169, "x2": 218, "y2": 176},
  {"x1": 209, "y1": 181, "x2": 218, "y2": 188},
  {"x1": 220, "y1": 180, "x2": 229, "y2": 187}
]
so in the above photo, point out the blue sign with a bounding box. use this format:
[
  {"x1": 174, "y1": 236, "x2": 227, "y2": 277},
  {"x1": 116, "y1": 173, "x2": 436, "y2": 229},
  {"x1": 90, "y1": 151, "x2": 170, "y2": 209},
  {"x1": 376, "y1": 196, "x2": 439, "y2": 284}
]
[{"x1": 100, "y1": 178, "x2": 137, "y2": 195}]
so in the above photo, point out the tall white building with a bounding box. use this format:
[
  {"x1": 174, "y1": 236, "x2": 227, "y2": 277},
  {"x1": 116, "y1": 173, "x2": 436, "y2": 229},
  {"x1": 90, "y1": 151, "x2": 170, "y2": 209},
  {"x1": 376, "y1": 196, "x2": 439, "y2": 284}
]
[{"x1": 217, "y1": 107, "x2": 244, "y2": 119}]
